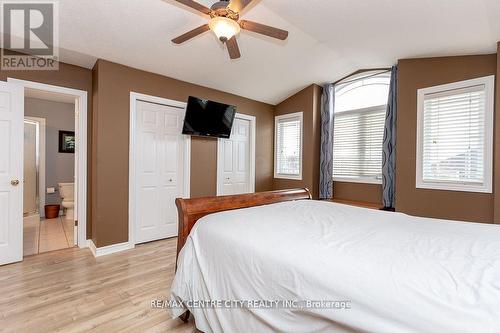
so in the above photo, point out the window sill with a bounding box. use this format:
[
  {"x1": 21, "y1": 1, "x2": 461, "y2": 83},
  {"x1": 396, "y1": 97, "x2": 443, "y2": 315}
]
[
  {"x1": 416, "y1": 181, "x2": 492, "y2": 194},
  {"x1": 333, "y1": 177, "x2": 382, "y2": 185},
  {"x1": 274, "y1": 173, "x2": 302, "y2": 181}
]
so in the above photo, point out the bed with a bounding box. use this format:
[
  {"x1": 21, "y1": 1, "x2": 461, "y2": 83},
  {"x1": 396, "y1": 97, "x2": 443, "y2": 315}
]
[{"x1": 171, "y1": 189, "x2": 500, "y2": 333}]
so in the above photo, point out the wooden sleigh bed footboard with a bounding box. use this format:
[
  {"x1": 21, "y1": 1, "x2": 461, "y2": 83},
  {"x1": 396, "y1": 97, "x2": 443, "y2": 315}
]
[
  {"x1": 173, "y1": 188, "x2": 311, "y2": 323},
  {"x1": 174, "y1": 188, "x2": 312, "y2": 262}
]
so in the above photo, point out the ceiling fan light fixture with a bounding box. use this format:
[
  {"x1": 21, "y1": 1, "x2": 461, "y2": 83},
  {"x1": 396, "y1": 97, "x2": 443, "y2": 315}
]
[
  {"x1": 170, "y1": 0, "x2": 289, "y2": 59},
  {"x1": 209, "y1": 16, "x2": 240, "y2": 41}
]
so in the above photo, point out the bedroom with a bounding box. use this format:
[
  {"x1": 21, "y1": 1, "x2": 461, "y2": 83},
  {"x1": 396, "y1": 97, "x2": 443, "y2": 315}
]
[{"x1": 0, "y1": 0, "x2": 499, "y2": 332}]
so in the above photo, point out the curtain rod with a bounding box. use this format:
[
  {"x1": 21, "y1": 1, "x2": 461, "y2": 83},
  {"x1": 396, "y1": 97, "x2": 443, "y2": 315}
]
[{"x1": 333, "y1": 68, "x2": 392, "y2": 86}]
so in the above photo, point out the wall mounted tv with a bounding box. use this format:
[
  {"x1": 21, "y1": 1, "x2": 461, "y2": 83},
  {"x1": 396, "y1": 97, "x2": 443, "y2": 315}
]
[{"x1": 182, "y1": 96, "x2": 237, "y2": 139}]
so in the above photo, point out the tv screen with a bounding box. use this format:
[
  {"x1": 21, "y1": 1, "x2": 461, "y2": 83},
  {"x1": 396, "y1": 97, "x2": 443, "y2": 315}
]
[{"x1": 182, "y1": 96, "x2": 236, "y2": 139}]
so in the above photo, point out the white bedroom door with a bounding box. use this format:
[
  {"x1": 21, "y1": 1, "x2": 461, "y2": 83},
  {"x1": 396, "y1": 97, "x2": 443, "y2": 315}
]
[
  {"x1": 0, "y1": 82, "x2": 24, "y2": 265},
  {"x1": 217, "y1": 115, "x2": 255, "y2": 196},
  {"x1": 134, "y1": 100, "x2": 186, "y2": 244}
]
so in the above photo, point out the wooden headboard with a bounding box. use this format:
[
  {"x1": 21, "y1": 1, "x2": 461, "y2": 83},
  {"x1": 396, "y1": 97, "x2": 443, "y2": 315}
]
[{"x1": 175, "y1": 188, "x2": 312, "y2": 261}]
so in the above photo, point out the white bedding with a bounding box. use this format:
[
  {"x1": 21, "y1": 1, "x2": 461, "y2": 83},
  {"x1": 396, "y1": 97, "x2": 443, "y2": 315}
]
[{"x1": 171, "y1": 200, "x2": 500, "y2": 333}]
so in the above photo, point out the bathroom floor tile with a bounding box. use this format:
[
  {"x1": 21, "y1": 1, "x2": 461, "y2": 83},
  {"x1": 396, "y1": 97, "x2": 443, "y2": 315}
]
[
  {"x1": 23, "y1": 215, "x2": 76, "y2": 256},
  {"x1": 61, "y1": 219, "x2": 75, "y2": 247},
  {"x1": 23, "y1": 214, "x2": 40, "y2": 256}
]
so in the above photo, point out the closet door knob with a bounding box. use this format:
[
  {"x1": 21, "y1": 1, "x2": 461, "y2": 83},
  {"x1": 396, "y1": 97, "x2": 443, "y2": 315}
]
[{"x1": 11, "y1": 179, "x2": 19, "y2": 186}]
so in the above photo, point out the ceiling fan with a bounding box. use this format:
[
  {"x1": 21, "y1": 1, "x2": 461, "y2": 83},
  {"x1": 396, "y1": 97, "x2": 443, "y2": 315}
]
[{"x1": 170, "y1": 0, "x2": 289, "y2": 59}]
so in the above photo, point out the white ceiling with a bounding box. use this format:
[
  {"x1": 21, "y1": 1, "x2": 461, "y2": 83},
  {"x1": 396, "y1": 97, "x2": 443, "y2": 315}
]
[{"x1": 11, "y1": 0, "x2": 500, "y2": 104}]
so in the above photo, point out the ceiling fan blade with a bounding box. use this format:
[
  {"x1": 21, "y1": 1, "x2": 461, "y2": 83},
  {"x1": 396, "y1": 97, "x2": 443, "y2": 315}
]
[
  {"x1": 172, "y1": 0, "x2": 211, "y2": 15},
  {"x1": 226, "y1": 36, "x2": 241, "y2": 59},
  {"x1": 239, "y1": 20, "x2": 289, "y2": 40},
  {"x1": 228, "y1": 0, "x2": 255, "y2": 13},
  {"x1": 171, "y1": 24, "x2": 210, "y2": 44}
]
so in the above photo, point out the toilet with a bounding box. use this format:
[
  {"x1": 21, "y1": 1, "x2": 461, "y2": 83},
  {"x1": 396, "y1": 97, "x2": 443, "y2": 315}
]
[{"x1": 58, "y1": 183, "x2": 75, "y2": 220}]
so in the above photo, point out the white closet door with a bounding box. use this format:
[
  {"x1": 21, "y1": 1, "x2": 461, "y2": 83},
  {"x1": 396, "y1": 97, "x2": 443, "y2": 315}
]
[
  {"x1": 134, "y1": 101, "x2": 184, "y2": 244},
  {"x1": 0, "y1": 82, "x2": 24, "y2": 265},
  {"x1": 218, "y1": 117, "x2": 252, "y2": 196}
]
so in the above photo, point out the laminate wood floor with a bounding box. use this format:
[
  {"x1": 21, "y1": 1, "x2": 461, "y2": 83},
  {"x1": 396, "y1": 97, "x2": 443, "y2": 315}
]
[{"x1": 0, "y1": 238, "x2": 198, "y2": 333}]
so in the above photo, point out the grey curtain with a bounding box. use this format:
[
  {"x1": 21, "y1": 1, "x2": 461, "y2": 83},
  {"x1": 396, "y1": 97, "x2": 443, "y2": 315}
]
[
  {"x1": 382, "y1": 66, "x2": 398, "y2": 209},
  {"x1": 319, "y1": 83, "x2": 335, "y2": 199}
]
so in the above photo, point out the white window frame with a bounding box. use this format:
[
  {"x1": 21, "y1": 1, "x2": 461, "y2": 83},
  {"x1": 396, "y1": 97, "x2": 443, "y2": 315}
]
[
  {"x1": 274, "y1": 112, "x2": 303, "y2": 180},
  {"x1": 332, "y1": 71, "x2": 390, "y2": 185},
  {"x1": 332, "y1": 104, "x2": 386, "y2": 185},
  {"x1": 416, "y1": 75, "x2": 495, "y2": 193}
]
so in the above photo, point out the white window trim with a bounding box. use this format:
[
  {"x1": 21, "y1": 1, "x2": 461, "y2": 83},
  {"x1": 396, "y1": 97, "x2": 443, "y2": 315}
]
[
  {"x1": 416, "y1": 75, "x2": 495, "y2": 193},
  {"x1": 333, "y1": 104, "x2": 386, "y2": 185},
  {"x1": 333, "y1": 176, "x2": 382, "y2": 185},
  {"x1": 274, "y1": 112, "x2": 303, "y2": 180}
]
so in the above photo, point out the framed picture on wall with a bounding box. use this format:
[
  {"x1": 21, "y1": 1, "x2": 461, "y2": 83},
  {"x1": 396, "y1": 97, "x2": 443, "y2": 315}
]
[{"x1": 59, "y1": 130, "x2": 75, "y2": 153}]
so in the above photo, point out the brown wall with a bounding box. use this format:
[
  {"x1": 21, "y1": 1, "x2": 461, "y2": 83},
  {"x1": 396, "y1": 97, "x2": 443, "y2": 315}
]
[
  {"x1": 273, "y1": 84, "x2": 322, "y2": 198},
  {"x1": 91, "y1": 61, "x2": 99, "y2": 244},
  {"x1": 0, "y1": 58, "x2": 94, "y2": 238},
  {"x1": 92, "y1": 60, "x2": 274, "y2": 247},
  {"x1": 334, "y1": 182, "x2": 382, "y2": 204},
  {"x1": 4, "y1": 50, "x2": 498, "y2": 248},
  {"x1": 495, "y1": 43, "x2": 500, "y2": 224},
  {"x1": 396, "y1": 54, "x2": 497, "y2": 223},
  {"x1": 274, "y1": 83, "x2": 383, "y2": 204}
]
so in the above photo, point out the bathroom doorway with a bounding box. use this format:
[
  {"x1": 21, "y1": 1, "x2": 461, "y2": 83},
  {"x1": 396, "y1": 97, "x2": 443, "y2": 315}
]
[
  {"x1": 1, "y1": 78, "x2": 88, "y2": 263},
  {"x1": 22, "y1": 92, "x2": 77, "y2": 256}
]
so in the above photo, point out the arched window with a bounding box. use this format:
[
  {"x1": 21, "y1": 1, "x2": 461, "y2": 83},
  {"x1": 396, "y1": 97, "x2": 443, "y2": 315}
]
[{"x1": 333, "y1": 71, "x2": 390, "y2": 183}]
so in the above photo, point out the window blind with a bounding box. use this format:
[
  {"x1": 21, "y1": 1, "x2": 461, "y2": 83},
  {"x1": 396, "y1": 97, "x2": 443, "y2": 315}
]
[
  {"x1": 421, "y1": 85, "x2": 486, "y2": 185},
  {"x1": 276, "y1": 115, "x2": 301, "y2": 176},
  {"x1": 333, "y1": 106, "x2": 385, "y2": 181}
]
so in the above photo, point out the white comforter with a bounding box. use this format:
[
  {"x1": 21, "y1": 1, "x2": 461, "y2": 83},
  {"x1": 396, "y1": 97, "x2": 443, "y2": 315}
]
[{"x1": 171, "y1": 200, "x2": 500, "y2": 333}]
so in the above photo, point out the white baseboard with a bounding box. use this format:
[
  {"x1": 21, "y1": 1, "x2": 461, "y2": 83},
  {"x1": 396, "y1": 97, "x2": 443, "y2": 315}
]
[
  {"x1": 78, "y1": 239, "x2": 90, "y2": 249},
  {"x1": 88, "y1": 240, "x2": 135, "y2": 257},
  {"x1": 89, "y1": 239, "x2": 97, "y2": 256}
]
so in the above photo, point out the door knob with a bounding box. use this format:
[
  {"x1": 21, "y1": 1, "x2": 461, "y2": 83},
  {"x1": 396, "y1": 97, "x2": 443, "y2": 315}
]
[{"x1": 11, "y1": 179, "x2": 20, "y2": 186}]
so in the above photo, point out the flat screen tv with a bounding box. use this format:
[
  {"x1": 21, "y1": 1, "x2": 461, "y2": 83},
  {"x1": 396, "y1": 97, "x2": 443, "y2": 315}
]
[{"x1": 182, "y1": 96, "x2": 236, "y2": 139}]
